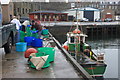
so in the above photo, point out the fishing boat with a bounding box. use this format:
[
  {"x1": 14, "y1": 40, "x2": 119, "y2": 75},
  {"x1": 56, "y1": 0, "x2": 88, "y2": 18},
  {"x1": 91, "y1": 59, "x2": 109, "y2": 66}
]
[{"x1": 63, "y1": 25, "x2": 107, "y2": 77}]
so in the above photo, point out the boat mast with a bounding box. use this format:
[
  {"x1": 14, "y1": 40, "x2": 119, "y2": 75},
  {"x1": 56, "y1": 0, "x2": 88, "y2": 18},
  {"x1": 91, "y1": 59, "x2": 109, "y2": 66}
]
[
  {"x1": 75, "y1": 0, "x2": 84, "y2": 63},
  {"x1": 75, "y1": 0, "x2": 80, "y2": 62},
  {"x1": 76, "y1": 0, "x2": 79, "y2": 30}
]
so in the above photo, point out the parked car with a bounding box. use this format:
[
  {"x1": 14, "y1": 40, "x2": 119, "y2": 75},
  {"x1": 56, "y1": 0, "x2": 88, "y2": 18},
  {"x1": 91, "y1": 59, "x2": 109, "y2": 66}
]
[
  {"x1": 19, "y1": 17, "x2": 30, "y2": 23},
  {"x1": 80, "y1": 18, "x2": 89, "y2": 22},
  {"x1": 104, "y1": 18, "x2": 113, "y2": 22},
  {"x1": 0, "y1": 4, "x2": 17, "y2": 53},
  {"x1": 95, "y1": 18, "x2": 102, "y2": 22}
]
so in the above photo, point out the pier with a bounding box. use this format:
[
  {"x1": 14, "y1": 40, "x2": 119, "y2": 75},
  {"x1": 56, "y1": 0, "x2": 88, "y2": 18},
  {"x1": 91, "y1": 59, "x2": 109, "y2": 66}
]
[
  {"x1": 1, "y1": 34, "x2": 92, "y2": 79},
  {"x1": 41, "y1": 21, "x2": 120, "y2": 26},
  {"x1": 46, "y1": 22, "x2": 120, "y2": 43}
]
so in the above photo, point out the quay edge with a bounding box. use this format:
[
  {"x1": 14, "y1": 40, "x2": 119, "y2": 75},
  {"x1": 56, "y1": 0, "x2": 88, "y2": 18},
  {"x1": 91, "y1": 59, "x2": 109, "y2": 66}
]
[{"x1": 49, "y1": 33, "x2": 93, "y2": 80}]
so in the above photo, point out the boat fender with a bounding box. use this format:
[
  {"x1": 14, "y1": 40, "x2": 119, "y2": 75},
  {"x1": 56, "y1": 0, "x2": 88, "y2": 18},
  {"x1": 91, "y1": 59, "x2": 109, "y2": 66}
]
[
  {"x1": 63, "y1": 45, "x2": 68, "y2": 50},
  {"x1": 25, "y1": 48, "x2": 38, "y2": 58},
  {"x1": 73, "y1": 29, "x2": 81, "y2": 34}
]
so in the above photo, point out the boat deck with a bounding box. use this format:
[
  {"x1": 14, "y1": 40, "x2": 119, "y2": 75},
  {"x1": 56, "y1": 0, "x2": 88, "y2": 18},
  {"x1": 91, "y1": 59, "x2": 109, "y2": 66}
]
[
  {"x1": 70, "y1": 51, "x2": 106, "y2": 65},
  {"x1": 1, "y1": 38, "x2": 81, "y2": 78}
]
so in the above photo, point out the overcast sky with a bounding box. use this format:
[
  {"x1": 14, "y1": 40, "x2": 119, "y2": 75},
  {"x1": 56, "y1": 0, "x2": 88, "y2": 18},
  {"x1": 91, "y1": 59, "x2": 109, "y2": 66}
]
[
  {"x1": 68, "y1": 0, "x2": 120, "y2": 2},
  {"x1": 0, "y1": 0, "x2": 120, "y2": 3}
]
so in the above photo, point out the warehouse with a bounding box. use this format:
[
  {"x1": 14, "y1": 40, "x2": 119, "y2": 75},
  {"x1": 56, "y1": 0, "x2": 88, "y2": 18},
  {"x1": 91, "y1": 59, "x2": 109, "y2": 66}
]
[
  {"x1": 63, "y1": 7, "x2": 100, "y2": 21},
  {"x1": 29, "y1": 11, "x2": 68, "y2": 21}
]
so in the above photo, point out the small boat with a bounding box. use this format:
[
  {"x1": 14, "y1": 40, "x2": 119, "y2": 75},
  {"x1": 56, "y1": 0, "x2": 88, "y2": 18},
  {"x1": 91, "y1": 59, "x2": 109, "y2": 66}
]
[{"x1": 63, "y1": 27, "x2": 107, "y2": 77}]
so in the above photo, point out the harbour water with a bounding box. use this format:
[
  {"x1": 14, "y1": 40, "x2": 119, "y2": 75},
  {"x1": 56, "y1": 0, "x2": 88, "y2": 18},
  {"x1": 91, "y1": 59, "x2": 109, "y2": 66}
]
[
  {"x1": 87, "y1": 39, "x2": 119, "y2": 78},
  {"x1": 49, "y1": 26, "x2": 120, "y2": 79}
]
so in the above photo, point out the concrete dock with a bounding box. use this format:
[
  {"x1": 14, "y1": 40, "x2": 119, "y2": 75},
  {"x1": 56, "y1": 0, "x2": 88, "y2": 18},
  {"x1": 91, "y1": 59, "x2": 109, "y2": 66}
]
[
  {"x1": 41, "y1": 21, "x2": 120, "y2": 26},
  {"x1": 1, "y1": 40, "x2": 81, "y2": 79}
]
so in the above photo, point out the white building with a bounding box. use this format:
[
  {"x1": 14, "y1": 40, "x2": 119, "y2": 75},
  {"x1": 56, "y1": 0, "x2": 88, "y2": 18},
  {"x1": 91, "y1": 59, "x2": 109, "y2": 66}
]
[{"x1": 63, "y1": 7, "x2": 100, "y2": 21}]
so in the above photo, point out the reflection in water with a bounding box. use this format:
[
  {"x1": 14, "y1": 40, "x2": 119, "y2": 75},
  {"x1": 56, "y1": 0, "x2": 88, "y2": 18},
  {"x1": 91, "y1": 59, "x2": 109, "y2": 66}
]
[
  {"x1": 82, "y1": 38, "x2": 119, "y2": 78},
  {"x1": 89, "y1": 39, "x2": 119, "y2": 78}
]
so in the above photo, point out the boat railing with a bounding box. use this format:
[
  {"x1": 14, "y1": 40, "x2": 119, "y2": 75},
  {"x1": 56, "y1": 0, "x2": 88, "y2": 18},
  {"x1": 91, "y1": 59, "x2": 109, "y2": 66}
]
[{"x1": 96, "y1": 53, "x2": 104, "y2": 62}]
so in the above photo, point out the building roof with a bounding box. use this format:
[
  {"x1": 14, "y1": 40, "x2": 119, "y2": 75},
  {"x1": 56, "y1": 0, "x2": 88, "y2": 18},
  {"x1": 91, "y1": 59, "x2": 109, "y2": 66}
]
[
  {"x1": 29, "y1": 10, "x2": 68, "y2": 14},
  {"x1": 66, "y1": 7, "x2": 100, "y2": 11}
]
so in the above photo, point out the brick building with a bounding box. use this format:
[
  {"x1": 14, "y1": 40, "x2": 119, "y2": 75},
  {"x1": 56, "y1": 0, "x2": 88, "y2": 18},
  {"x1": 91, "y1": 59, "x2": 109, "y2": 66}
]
[
  {"x1": 13, "y1": 1, "x2": 120, "y2": 20},
  {"x1": 1, "y1": 1, "x2": 14, "y2": 24},
  {"x1": 29, "y1": 10, "x2": 68, "y2": 21}
]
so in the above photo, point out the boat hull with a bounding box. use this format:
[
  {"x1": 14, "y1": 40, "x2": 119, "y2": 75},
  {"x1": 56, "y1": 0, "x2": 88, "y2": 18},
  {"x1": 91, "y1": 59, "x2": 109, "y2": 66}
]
[
  {"x1": 63, "y1": 40, "x2": 107, "y2": 77},
  {"x1": 81, "y1": 64, "x2": 107, "y2": 76}
]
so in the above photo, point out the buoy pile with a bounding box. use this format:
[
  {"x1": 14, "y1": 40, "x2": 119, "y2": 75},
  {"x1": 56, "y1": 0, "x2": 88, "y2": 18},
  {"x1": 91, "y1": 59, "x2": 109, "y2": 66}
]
[
  {"x1": 25, "y1": 47, "x2": 55, "y2": 70},
  {"x1": 16, "y1": 23, "x2": 55, "y2": 70}
]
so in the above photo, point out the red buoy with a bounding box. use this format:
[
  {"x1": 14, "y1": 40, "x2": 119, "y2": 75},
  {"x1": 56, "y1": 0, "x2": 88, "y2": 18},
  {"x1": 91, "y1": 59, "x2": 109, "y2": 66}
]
[
  {"x1": 73, "y1": 29, "x2": 81, "y2": 34},
  {"x1": 77, "y1": 30, "x2": 81, "y2": 33},
  {"x1": 24, "y1": 48, "x2": 38, "y2": 58},
  {"x1": 73, "y1": 30, "x2": 77, "y2": 33},
  {"x1": 63, "y1": 45, "x2": 68, "y2": 50}
]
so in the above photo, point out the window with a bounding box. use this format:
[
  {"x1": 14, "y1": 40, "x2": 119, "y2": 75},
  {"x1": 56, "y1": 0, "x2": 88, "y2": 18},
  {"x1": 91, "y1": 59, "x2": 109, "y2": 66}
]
[
  {"x1": 112, "y1": 6, "x2": 114, "y2": 9},
  {"x1": 109, "y1": 6, "x2": 111, "y2": 9},
  {"x1": 110, "y1": 2, "x2": 112, "y2": 4},
  {"x1": 96, "y1": 4, "x2": 99, "y2": 8},
  {"x1": 25, "y1": 2, "x2": 26, "y2": 6},
  {"x1": 14, "y1": 9, "x2": 16, "y2": 16},
  {"x1": 34, "y1": 15, "x2": 38, "y2": 19},
  {"x1": 14, "y1": 9, "x2": 16, "y2": 12},
  {"x1": 115, "y1": 2, "x2": 118, "y2": 4},
  {"x1": 94, "y1": 4, "x2": 97, "y2": 8},
  {"x1": 20, "y1": 8, "x2": 22, "y2": 14},
  {"x1": 91, "y1": 4, "x2": 94, "y2": 7},
  {"x1": 29, "y1": 9, "x2": 30, "y2": 13},
  {"x1": 70, "y1": 37, "x2": 75, "y2": 43},
  {"x1": 114, "y1": 2, "x2": 116, "y2": 4},
  {"x1": 89, "y1": 4, "x2": 91, "y2": 7},
  {"x1": 26, "y1": 9, "x2": 27, "y2": 13},
  {"x1": 102, "y1": 5, "x2": 105, "y2": 8},
  {"x1": 23, "y1": 8, "x2": 24, "y2": 14},
  {"x1": 17, "y1": 8, "x2": 19, "y2": 12},
  {"x1": 104, "y1": 5, "x2": 106, "y2": 8},
  {"x1": 0, "y1": 7, "x2": 1, "y2": 12},
  {"x1": 118, "y1": 1, "x2": 120, "y2": 4},
  {"x1": 115, "y1": 6, "x2": 117, "y2": 9},
  {"x1": 9, "y1": 5, "x2": 12, "y2": 11},
  {"x1": 100, "y1": 2, "x2": 102, "y2": 4}
]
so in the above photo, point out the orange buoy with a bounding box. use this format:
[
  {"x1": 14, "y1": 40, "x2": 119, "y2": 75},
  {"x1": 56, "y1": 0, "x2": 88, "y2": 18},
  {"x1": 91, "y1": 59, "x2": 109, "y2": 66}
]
[{"x1": 24, "y1": 48, "x2": 38, "y2": 58}]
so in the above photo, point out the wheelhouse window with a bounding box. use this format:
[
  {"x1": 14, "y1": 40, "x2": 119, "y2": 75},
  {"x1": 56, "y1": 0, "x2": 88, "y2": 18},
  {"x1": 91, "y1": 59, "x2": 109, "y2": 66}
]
[{"x1": 70, "y1": 37, "x2": 75, "y2": 43}]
